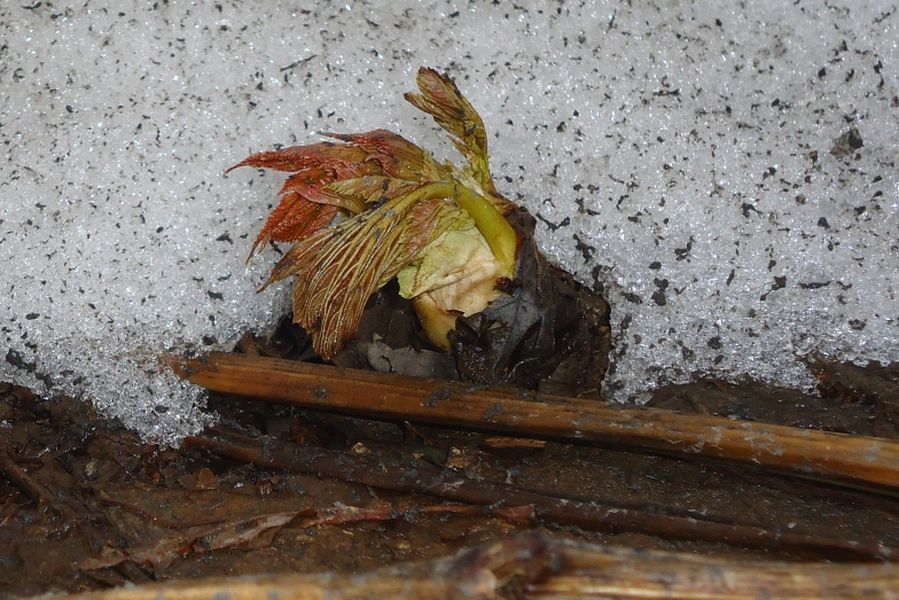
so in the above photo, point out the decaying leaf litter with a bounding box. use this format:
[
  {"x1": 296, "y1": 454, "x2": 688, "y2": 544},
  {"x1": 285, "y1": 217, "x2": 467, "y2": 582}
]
[{"x1": 2, "y1": 68, "x2": 899, "y2": 598}]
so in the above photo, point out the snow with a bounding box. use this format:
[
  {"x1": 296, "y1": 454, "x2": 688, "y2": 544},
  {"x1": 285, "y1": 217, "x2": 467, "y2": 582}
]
[{"x1": 1, "y1": 1, "x2": 897, "y2": 443}]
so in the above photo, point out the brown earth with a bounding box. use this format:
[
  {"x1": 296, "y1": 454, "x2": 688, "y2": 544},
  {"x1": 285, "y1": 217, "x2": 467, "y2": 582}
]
[{"x1": 1, "y1": 310, "x2": 898, "y2": 597}]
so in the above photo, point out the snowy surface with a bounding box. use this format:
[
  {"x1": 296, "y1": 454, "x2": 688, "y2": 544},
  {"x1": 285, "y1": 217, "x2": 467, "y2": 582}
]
[{"x1": 1, "y1": 1, "x2": 897, "y2": 443}]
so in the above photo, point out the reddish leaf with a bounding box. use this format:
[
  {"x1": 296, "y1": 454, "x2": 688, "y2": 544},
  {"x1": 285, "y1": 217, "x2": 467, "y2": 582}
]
[
  {"x1": 250, "y1": 196, "x2": 339, "y2": 258},
  {"x1": 226, "y1": 143, "x2": 368, "y2": 176},
  {"x1": 321, "y1": 129, "x2": 445, "y2": 181}
]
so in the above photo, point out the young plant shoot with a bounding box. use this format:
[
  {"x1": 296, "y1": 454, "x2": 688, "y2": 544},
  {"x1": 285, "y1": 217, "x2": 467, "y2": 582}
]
[{"x1": 229, "y1": 68, "x2": 611, "y2": 394}]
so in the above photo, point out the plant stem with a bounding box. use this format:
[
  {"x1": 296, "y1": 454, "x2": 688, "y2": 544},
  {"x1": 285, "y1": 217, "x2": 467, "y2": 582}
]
[{"x1": 452, "y1": 182, "x2": 518, "y2": 276}]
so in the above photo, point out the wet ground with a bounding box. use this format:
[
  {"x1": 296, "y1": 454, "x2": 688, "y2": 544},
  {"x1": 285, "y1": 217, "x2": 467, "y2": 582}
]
[{"x1": 2, "y1": 344, "x2": 898, "y2": 597}]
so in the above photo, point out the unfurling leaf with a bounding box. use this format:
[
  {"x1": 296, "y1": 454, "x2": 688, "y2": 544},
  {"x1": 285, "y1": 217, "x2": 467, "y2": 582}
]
[
  {"x1": 321, "y1": 129, "x2": 449, "y2": 182},
  {"x1": 405, "y1": 68, "x2": 495, "y2": 195},
  {"x1": 324, "y1": 176, "x2": 422, "y2": 207},
  {"x1": 228, "y1": 131, "x2": 445, "y2": 257},
  {"x1": 262, "y1": 184, "x2": 459, "y2": 358}
]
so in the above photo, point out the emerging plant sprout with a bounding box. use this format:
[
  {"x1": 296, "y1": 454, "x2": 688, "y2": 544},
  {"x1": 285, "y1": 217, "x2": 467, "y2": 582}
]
[{"x1": 229, "y1": 68, "x2": 611, "y2": 395}]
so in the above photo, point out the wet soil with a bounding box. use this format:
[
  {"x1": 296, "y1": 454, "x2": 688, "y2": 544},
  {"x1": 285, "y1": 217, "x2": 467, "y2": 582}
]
[{"x1": 2, "y1": 313, "x2": 898, "y2": 596}]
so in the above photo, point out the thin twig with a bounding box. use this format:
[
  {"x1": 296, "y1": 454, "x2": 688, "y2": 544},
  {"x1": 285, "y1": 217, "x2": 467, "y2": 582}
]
[
  {"x1": 186, "y1": 428, "x2": 893, "y2": 559},
  {"x1": 170, "y1": 352, "x2": 899, "y2": 495}
]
